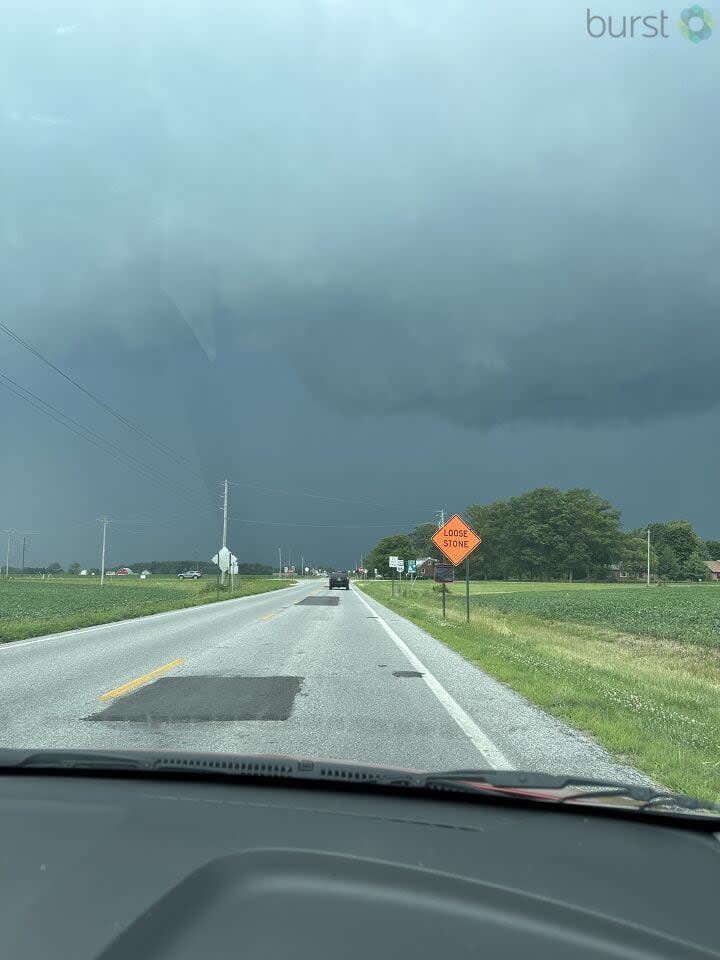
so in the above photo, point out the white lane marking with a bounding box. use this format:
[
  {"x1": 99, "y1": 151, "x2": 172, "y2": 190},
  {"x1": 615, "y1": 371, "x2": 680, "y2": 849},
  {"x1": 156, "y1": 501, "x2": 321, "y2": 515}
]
[
  {"x1": 0, "y1": 581, "x2": 311, "y2": 653},
  {"x1": 352, "y1": 588, "x2": 512, "y2": 769}
]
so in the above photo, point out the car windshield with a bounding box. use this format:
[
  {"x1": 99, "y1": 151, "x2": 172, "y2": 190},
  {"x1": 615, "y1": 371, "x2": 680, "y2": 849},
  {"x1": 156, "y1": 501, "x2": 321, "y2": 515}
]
[{"x1": 1, "y1": 0, "x2": 718, "y2": 816}]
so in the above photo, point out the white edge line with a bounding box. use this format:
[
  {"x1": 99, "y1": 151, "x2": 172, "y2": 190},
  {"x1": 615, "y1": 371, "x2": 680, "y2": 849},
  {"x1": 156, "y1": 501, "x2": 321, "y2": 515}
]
[
  {"x1": 352, "y1": 587, "x2": 512, "y2": 770},
  {"x1": 0, "y1": 580, "x2": 309, "y2": 652}
]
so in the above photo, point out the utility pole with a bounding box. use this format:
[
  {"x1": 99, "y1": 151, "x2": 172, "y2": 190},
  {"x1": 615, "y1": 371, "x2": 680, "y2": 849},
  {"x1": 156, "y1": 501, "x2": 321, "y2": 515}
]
[
  {"x1": 647, "y1": 527, "x2": 651, "y2": 586},
  {"x1": 21, "y1": 536, "x2": 27, "y2": 576},
  {"x1": 221, "y1": 478, "x2": 229, "y2": 585},
  {"x1": 99, "y1": 517, "x2": 109, "y2": 585},
  {"x1": 4, "y1": 530, "x2": 14, "y2": 578},
  {"x1": 301, "y1": 555, "x2": 304, "y2": 579},
  {"x1": 278, "y1": 547, "x2": 282, "y2": 579}
]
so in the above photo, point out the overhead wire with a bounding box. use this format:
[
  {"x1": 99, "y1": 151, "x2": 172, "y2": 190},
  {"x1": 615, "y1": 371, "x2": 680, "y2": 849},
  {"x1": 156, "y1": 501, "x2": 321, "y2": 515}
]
[
  {"x1": 228, "y1": 478, "x2": 436, "y2": 512},
  {"x1": 230, "y1": 517, "x2": 428, "y2": 529},
  {"x1": 0, "y1": 324, "x2": 436, "y2": 541},
  {"x1": 0, "y1": 319, "x2": 204, "y2": 478},
  {"x1": 0, "y1": 370, "x2": 216, "y2": 517}
]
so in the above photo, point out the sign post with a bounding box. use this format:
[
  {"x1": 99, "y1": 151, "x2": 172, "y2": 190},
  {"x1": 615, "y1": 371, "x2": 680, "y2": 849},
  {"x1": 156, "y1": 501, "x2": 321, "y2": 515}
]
[
  {"x1": 434, "y1": 564, "x2": 454, "y2": 620},
  {"x1": 466, "y1": 557, "x2": 470, "y2": 622},
  {"x1": 431, "y1": 515, "x2": 482, "y2": 623},
  {"x1": 212, "y1": 547, "x2": 238, "y2": 593},
  {"x1": 389, "y1": 556, "x2": 398, "y2": 596}
]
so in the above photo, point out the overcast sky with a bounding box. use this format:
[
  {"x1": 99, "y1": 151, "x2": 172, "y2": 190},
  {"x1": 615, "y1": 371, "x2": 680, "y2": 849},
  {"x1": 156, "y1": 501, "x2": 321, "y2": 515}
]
[{"x1": 1, "y1": 1, "x2": 718, "y2": 570}]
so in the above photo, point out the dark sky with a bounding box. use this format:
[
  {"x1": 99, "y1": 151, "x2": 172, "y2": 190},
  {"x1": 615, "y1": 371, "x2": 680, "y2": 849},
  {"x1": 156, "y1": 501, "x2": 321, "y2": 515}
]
[{"x1": 1, "y1": 1, "x2": 719, "y2": 570}]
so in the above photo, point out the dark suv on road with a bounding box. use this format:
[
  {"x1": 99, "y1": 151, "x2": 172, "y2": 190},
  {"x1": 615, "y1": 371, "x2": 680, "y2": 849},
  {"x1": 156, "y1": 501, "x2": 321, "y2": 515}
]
[{"x1": 329, "y1": 571, "x2": 350, "y2": 590}]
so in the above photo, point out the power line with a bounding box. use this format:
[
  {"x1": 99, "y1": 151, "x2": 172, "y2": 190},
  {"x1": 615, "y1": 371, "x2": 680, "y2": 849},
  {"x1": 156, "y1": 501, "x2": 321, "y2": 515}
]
[
  {"x1": 0, "y1": 370, "x2": 215, "y2": 515},
  {"x1": 230, "y1": 517, "x2": 428, "y2": 529},
  {"x1": 0, "y1": 319, "x2": 203, "y2": 479},
  {"x1": 228, "y1": 479, "x2": 435, "y2": 512}
]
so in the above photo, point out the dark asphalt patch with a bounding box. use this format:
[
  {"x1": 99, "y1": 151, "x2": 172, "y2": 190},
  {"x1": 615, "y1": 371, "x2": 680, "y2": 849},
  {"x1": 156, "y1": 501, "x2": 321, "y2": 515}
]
[
  {"x1": 392, "y1": 671, "x2": 424, "y2": 678},
  {"x1": 87, "y1": 676, "x2": 303, "y2": 722},
  {"x1": 296, "y1": 596, "x2": 339, "y2": 606}
]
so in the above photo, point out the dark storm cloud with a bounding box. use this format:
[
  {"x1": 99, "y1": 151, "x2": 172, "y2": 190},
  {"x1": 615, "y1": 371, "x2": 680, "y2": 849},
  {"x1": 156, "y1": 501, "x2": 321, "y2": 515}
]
[{"x1": 2, "y1": 0, "x2": 720, "y2": 433}]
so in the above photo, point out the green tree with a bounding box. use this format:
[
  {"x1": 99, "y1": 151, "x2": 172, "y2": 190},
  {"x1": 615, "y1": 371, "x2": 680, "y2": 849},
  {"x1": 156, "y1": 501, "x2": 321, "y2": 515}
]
[
  {"x1": 47, "y1": 562, "x2": 64, "y2": 575},
  {"x1": 648, "y1": 521, "x2": 702, "y2": 567},
  {"x1": 466, "y1": 500, "x2": 512, "y2": 579},
  {"x1": 365, "y1": 534, "x2": 414, "y2": 578},
  {"x1": 618, "y1": 534, "x2": 658, "y2": 578},
  {"x1": 656, "y1": 545, "x2": 681, "y2": 580},
  {"x1": 559, "y1": 489, "x2": 623, "y2": 580},
  {"x1": 467, "y1": 487, "x2": 622, "y2": 581},
  {"x1": 68, "y1": 562, "x2": 81, "y2": 576},
  {"x1": 681, "y1": 550, "x2": 708, "y2": 581},
  {"x1": 703, "y1": 539, "x2": 720, "y2": 560},
  {"x1": 408, "y1": 523, "x2": 443, "y2": 561}
]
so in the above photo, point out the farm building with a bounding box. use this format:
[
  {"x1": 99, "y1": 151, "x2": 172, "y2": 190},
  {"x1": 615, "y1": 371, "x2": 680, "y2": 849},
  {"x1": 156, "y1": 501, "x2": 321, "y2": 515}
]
[
  {"x1": 415, "y1": 558, "x2": 437, "y2": 578},
  {"x1": 703, "y1": 560, "x2": 720, "y2": 581}
]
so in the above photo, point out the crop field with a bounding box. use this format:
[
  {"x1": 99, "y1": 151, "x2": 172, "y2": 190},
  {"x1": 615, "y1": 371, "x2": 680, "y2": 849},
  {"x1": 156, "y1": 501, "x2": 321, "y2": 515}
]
[
  {"x1": 359, "y1": 579, "x2": 720, "y2": 801},
  {"x1": 450, "y1": 582, "x2": 720, "y2": 648},
  {"x1": 0, "y1": 576, "x2": 296, "y2": 643}
]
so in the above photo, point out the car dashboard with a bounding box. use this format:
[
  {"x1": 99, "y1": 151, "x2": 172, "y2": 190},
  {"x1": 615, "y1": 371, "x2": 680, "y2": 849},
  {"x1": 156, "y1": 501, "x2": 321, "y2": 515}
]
[{"x1": 0, "y1": 771, "x2": 717, "y2": 960}]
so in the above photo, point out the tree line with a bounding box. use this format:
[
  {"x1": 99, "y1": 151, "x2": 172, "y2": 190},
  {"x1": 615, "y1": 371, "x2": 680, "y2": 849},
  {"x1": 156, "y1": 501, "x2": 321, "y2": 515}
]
[
  {"x1": 365, "y1": 487, "x2": 718, "y2": 582},
  {"x1": 8, "y1": 559, "x2": 275, "y2": 576}
]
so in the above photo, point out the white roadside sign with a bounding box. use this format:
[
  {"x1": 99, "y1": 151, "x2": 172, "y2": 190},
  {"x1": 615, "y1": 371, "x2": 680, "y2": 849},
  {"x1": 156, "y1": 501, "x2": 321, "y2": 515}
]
[{"x1": 211, "y1": 546, "x2": 237, "y2": 574}]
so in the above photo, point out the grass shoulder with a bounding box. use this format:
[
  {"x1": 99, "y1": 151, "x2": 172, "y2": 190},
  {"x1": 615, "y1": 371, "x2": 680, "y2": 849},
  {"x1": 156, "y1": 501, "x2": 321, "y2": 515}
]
[
  {"x1": 358, "y1": 580, "x2": 720, "y2": 803},
  {"x1": 0, "y1": 577, "x2": 298, "y2": 643}
]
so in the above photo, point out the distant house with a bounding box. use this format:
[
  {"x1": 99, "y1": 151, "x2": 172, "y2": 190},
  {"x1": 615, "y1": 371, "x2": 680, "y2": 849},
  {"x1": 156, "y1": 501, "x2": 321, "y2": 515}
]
[
  {"x1": 609, "y1": 563, "x2": 631, "y2": 580},
  {"x1": 703, "y1": 560, "x2": 720, "y2": 581},
  {"x1": 116, "y1": 567, "x2": 133, "y2": 576},
  {"x1": 415, "y1": 558, "x2": 437, "y2": 579}
]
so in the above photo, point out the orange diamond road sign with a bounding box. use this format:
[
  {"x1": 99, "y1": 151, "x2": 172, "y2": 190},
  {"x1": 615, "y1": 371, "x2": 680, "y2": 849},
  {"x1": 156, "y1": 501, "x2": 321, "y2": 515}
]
[{"x1": 431, "y1": 515, "x2": 481, "y2": 566}]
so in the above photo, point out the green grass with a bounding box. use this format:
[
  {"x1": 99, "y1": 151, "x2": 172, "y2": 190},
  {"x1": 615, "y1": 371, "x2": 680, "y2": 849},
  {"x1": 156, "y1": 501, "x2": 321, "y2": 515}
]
[
  {"x1": 0, "y1": 576, "x2": 297, "y2": 643},
  {"x1": 453, "y1": 581, "x2": 720, "y2": 648},
  {"x1": 359, "y1": 580, "x2": 720, "y2": 803}
]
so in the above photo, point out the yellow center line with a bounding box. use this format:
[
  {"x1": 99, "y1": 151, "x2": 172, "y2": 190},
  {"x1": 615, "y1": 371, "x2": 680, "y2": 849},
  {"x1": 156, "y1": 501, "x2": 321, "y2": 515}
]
[
  {"x1": 260, "y1": 612, "x2": 274, "y2": 621},
  {"x1": 99, "y1": 658, "x2": 185, "y2": 701}
]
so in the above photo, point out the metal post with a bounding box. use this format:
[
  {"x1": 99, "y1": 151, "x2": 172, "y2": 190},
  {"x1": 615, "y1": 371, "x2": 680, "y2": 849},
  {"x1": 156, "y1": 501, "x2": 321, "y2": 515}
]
[
  {"x1": 392, "y1": 568, "x2": 395, "y2": 596},
  {"x1": 221, "y1": 479, "x2": 229, "y2": 586},
  {"x1": 647, "y1": 528, "x2": 651, "y2": 586},
  {"x1": 279, "y1": 547, "x2": 282, "y2": 579},
  {"x1": 100, "y1": 518, "x2": 108, "y2": 586},
  {"x1": 442, "y1": 582, "x2": 446, "y2": 619},
  {"x1": 466, "y1": 557, "x2": 470, "y2": 623},
  {"x1": 5, "y1": 530, "x2": 13, "y2": 578},
  {"x1": 21, "y1": 536, "x2": 26, "y2": 576}
]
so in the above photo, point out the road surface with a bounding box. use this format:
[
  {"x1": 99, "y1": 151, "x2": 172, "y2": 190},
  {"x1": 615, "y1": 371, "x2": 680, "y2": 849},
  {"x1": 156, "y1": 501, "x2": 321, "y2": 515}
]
[{"x1": 0, "y1": 579, "x2": 650, "y2": 781}]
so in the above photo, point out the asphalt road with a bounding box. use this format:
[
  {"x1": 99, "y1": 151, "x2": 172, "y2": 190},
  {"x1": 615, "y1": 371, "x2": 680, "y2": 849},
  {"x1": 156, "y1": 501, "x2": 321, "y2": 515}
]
[{"x1": 0, "y1": 579, "x2": 650, "y2": 781}]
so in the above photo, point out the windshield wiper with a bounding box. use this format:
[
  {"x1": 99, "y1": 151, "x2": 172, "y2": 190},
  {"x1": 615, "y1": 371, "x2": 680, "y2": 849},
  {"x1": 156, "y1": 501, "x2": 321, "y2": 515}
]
[
  {"x1": 418, "y1": 770, "x2": 720, "y2": 816},
  {"x1": 0, "y1": 749, "x2": 717, "y2": 819}
]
